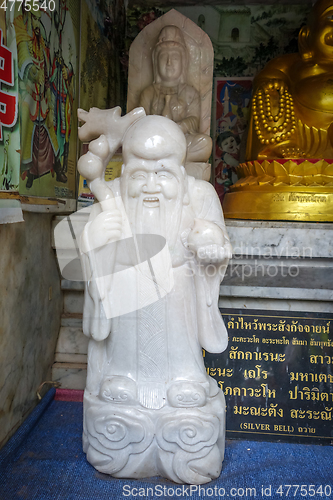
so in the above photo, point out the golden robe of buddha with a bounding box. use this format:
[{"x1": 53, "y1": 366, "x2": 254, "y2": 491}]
[{"x1": 246, "y1": 0, "x2": 333, "y2": 160}]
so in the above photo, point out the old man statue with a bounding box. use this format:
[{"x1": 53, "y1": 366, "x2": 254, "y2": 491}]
[{"x1": 77, "y1": 105, "x2": 231, "y2": 484}]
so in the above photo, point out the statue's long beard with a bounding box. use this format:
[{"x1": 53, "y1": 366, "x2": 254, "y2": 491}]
[
  {"x1": 140, "y1": 202, "x2": 165, "y2": 236},
  {"x1": 125, "y1": 194, "x2": 182, "y2": 249}
]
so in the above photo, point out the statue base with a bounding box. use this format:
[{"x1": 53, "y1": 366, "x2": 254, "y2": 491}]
[
  {"x1": 223, "y1": 159, "x2": 333, "y2": 221},
  {"x1": 82, "y1": 389, "x2": 225, "y2": 484}
]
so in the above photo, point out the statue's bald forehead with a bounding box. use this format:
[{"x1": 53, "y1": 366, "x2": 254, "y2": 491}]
[{"x1": 122, "y1": 116, "x2": 187, "y2": 162}]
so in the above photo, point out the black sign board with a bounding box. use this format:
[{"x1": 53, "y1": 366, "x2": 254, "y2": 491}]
[{"x1": 204, "y1": 309, "x2": 333, "y2": 444}]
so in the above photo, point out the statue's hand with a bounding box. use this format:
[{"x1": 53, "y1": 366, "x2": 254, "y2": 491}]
[
  {"x1": 187, "y1": 219, "x2": 232, "y2": 264},
  {"x1": 196, "y1": 242, "x2": 232, "y2": 264},
  {"x1": 87, "y1": 209, "x2": 122, "y2": 250}
]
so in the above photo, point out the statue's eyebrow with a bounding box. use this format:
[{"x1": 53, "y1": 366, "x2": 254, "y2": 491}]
[{"x1": 322, "y1": 7, "x2": 333, "y2": 16}]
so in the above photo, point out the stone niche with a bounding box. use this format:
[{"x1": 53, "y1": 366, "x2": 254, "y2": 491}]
[{"x1": 127, "y1": 9, "x2": 214, "y2": 181}]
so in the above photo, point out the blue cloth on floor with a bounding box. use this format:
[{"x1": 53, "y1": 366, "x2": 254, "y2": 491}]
[{"x1": 0, "y1": 390, "x2": 332, "y2": 500}]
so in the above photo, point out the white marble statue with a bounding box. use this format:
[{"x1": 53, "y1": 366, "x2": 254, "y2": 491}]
[
  {"x1": 139, "y1": 26, "x2": 212, "y2": 164},
  {"x1": 77, "y1": 105, "x2": 232, "y2": 484},
  {"x1": 127, "y1": 9, "x2": 214, "y2": 181}
]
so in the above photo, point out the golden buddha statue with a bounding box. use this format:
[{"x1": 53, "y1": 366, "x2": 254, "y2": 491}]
[
  {"x1": 247, "y1": 0, "x2": 333, "y2": 160},
  {"x1": 223, "y1": 0, "x2": 333, "y2": 222}
]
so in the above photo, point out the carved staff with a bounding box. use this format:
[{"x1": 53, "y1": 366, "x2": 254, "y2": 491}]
[
  {"x1": 77, "y1": 106, "x2": 145, "y2": 209},
  {"x1": 77, "y1": 107, "x2": 145, "y2": 341}
]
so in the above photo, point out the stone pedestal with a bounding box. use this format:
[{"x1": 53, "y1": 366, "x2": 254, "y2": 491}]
[{"x1": 221, "y1": 219, "x2": 333, "y2": 313}]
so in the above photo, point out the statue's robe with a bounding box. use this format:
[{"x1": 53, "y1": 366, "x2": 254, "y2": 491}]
[{"x1": 80, "y1": 176, "x2": 230, "y2": 409}]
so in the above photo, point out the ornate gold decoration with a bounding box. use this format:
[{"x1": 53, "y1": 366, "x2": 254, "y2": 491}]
[
  {"x1": 224, "y1": 0, "x2": 333, "y2": 221},
  {"x1": 244, "y1": 0, "x2": 333, "y2": 161},
  {"x1": 223, "y1": 159, "x2": 333, "y2": 221},
  {"x1": 252, "y1": 86, "x2": 297, "y2": 147},
  {"x1": 236, "y1": 159, "x2": 333, "y2": 187}
]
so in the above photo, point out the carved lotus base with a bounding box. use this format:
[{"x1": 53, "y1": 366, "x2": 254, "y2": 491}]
[
  {"x1": 223, "y1": 159, "x2": 333, "y2": 221},
  {"x1": 83, "y1": 389, "x2": 226, "y2": 484}
]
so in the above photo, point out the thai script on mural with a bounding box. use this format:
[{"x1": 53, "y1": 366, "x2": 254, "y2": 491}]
[
  {"x1": 310, "y1": 354, "x2": 333, "y2": 365},
  {"x1": 204, "y1": 310, "x2": 333, "y2": 441},
  {"x1": 297, "y1": 427, "x2": 316, "y2": 433},
  {"x1": 244, "y1": 365, "x2": 268, "y2": 380},
  {"x1": 272, "y1": 194, "x2": 285, "y2": 202},
  {"x1": 219, "y1": 381, "x2": 276, "y2": 399},
  {"x1": 206, "y1": 367, "x2": 233, "y2": 377},
  {"x1": 310, "y1": 338, "x2": 333, "y2": 347}
]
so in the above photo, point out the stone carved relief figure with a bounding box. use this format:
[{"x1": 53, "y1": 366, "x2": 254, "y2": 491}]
[
  {"x1": 127, "y1": 10, "x2": 214, "y2": 181},
  {"x1": 77, "y1": 105, "x2": 231, "y2": 484},
  {"x1": 140, "y1": 26, "x2": 212, "y2": 165},
  {"x1": 246, "y1": 0, "x2": 333, "y2": 161}
]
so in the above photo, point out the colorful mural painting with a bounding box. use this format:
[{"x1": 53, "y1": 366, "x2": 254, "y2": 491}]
[
  {"x1": 81, "y1": 0, "x2": 126, "y2": 111},
  {"x1": 213, "y1": 78, "x2": 252, "y2": 203},
  {"x1": 175, "y1": 4, "x2": 311, "y2": 77},
  {"x1": 15, "y1": 0, "x2": 79, "y2": 198},
  {"x1": 0, "y1": 1, "x2": 313, "y2": 208},
  {"x1": 0, "y1": 1, "x2": 79, "y2": 201},
  {"x1": 78, "y1": 0, "x2": 126, "y2": 207}
]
